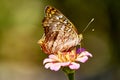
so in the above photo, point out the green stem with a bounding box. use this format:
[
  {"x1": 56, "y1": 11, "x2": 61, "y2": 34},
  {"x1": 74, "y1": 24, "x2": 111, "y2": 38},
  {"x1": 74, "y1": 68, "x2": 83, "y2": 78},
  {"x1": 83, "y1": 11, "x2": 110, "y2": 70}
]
[
  {"x1": 66, "y1": 72, "x2": 75, "y2": 80},
  {"x1": 62, "y1": 67, "x2": 75, "y2": 80}
]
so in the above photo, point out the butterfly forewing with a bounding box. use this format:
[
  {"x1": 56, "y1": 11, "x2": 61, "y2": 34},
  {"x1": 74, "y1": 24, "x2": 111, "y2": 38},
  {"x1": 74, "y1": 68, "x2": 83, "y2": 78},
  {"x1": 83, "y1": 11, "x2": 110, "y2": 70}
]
[{"x1": 39, "y1": 6, "x2": 82, "y2": 54}]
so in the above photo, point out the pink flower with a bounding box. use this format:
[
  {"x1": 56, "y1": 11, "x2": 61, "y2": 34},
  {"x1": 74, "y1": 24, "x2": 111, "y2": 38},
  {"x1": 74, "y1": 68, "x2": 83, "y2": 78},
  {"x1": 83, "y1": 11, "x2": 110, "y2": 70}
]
[{"x1": 43, "y1": 48, "x2": 92, "y2": 71}]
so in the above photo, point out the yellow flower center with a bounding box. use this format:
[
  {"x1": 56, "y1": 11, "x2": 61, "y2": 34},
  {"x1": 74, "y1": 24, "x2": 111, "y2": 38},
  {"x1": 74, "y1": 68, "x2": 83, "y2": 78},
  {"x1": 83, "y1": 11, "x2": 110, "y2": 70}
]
[{"x1": 57, "y1": 48, "x2": 78, "y2": 62}]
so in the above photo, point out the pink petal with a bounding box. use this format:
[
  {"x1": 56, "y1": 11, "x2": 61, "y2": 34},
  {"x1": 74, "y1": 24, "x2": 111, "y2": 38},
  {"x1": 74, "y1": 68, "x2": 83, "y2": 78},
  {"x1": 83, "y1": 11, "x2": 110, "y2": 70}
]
[
  {"x1": 50, "y1": 63, "x2": 61, "y2": 71},
  {"x1": 45, "y1": 63, "x2": 53, "y2": 69},
  {"x1": 49, "y1": 54, "x2": 57, "y2": 59},
  {"x1": 76, "y1": 56, "x2": 88, "y2": 63},
  {"x1": 80, "y1": 51, "x2": 92, "y2": 57},
  {"x1": 43, "y1": 58, "x2": 55, "y2": 64},
  {"x1": 69, "y1": 62, "x2": 80, "y2": 70},
  {"x1": 49, "y1": 54, "x2": 60, "y2": 61},
  {"x1": 61, "y1": 62, "x2": 70, "y2": 66},
  {"x1": 84, "y1": 51, "x2": 92, "y2": 57}
]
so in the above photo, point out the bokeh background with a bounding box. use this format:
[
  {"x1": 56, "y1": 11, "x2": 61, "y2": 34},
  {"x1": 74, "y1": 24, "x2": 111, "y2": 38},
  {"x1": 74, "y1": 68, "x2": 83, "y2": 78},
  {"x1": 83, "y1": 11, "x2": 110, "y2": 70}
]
[{"x1": 0, "y1": 0, "x2": 120, "y2": 80}]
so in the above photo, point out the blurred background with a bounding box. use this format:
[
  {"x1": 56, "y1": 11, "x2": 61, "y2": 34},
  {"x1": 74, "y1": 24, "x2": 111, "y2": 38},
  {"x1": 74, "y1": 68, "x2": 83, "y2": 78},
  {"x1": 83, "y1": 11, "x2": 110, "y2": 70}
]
[{"x1": 0, "y1": 0, "x2": 120, "y2": 80}]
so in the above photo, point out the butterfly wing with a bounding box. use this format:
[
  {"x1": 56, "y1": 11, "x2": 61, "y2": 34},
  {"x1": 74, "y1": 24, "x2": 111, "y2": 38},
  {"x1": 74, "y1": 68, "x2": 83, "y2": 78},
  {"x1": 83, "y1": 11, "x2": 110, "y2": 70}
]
[{"x1": 39, "y1": 6, "x2": 82, "y2": 54}]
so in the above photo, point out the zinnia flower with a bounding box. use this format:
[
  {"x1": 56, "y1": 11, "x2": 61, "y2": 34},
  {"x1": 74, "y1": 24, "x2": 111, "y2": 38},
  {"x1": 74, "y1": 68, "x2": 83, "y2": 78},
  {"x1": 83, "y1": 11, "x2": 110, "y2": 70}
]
[{"x1": 43, "y1": 48, "x2": 92, "y2": 71}]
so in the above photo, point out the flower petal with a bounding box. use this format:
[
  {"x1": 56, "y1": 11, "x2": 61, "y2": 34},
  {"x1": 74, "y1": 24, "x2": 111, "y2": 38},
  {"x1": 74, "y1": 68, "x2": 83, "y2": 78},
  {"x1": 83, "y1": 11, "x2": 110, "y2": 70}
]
[
  {"x1": 61, "y1": 62, "x2": 70, "y2": 66},
  {"x1": 76, "y1": 48, "x2": 85, "y2": 53},
  {"x1": 80, "y1": 51, "x2": 92, "y2": 57},
  {"x1": 50, "y1": 63, "x2": 61, "y2": 71},
  {"x1": 45, "y1": 63, "x2": 53, "y2": 69},
  {"x1": 76, "y1": 56, "x2": 88, "y2": 63},
  {"x1": 43, "y1": 58, "x2": 55, "y2": 64},
  {"x1": 84, "y1": 51, "x2": 93, "y2": 57},
  {"x1": 49, "y1": 54, "x2": 57, "y2": 59},
  {"x1": 49, "y1": 54, "x2": 60, "y2": 61},
  {"x1": 69, "y1": 62, "x2": 80, "y2": 69}
]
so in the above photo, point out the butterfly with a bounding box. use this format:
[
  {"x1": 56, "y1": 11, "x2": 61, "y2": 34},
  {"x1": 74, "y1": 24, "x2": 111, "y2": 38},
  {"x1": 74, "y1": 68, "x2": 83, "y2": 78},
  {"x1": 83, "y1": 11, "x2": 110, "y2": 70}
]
[{"x1": 38, "y1": 6, "x2": 83, "y2": 54}]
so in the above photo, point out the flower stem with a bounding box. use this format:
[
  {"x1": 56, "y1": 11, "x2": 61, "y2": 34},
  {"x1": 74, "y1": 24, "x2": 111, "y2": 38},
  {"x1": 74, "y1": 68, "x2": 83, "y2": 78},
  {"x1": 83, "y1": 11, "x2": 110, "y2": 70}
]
[
  {"x1": 62, "y1": 67, "x2": 75, "y2": 80},
  {"x1": 66, "y1": 72, "x2": 75, "y2": 80}
]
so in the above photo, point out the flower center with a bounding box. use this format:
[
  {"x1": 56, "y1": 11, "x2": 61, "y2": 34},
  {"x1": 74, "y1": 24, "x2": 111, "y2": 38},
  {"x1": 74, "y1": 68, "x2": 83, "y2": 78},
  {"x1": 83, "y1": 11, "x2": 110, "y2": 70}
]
[{"x1": 57, "y1": 49, "x2": 77, "y2": 62}]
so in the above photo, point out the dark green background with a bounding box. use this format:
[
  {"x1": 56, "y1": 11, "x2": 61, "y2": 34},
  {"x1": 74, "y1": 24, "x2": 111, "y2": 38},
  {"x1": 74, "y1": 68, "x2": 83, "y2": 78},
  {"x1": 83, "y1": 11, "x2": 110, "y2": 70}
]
[{"x1": 0, "y1": 0, "x2": 120, "y2": 80}]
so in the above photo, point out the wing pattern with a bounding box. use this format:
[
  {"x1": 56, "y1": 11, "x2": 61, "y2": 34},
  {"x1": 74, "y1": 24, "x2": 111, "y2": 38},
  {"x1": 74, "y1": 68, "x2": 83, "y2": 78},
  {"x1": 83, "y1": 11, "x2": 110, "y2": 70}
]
[{"x1": 39, "y1": 6, "x2": 82, "y2": 54}]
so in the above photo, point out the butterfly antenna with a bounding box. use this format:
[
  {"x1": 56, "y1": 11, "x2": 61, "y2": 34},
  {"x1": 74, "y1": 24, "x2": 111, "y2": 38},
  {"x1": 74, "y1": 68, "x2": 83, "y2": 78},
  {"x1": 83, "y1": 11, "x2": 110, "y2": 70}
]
[{"x1": 82, "y1": 18, "x2": 94, "y2": 33}]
